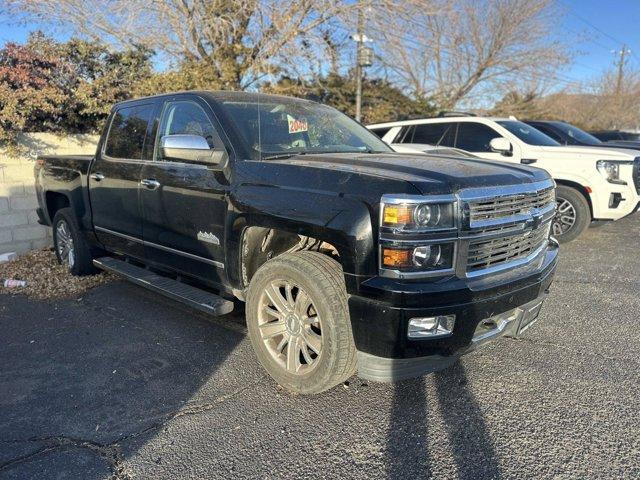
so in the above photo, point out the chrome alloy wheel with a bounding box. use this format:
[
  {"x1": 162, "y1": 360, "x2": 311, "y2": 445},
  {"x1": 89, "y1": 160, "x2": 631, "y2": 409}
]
[
  {"x1": 257, "y1": 280, "x2": 323, "y2": 374},
  {"x1": 553, "y1": 197, "x2": 577, "y2": 236},
  {"x1": 56, "y1": 219, "x2": 75, "y2": 269}
]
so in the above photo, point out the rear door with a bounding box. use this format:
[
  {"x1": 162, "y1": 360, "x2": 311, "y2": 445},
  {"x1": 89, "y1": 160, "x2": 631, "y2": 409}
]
[
  {"x1": 398, "y1": 122, "x2": 456, "y2": 147},
  {"x1": 140, "y1": 95, "x2": 230, "y2": 284},
  {"x1": 90, "y1": 102, "x2": 154, "y2": 258}
]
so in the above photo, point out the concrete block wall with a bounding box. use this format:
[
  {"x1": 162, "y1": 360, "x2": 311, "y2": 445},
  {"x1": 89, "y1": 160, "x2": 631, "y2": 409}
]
[{"x1": 0, "y1": 133, "x2": 99, "y2": 255}]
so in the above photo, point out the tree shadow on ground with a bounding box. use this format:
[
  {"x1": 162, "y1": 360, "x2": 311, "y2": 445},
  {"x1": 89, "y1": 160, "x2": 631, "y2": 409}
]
[{"x1": 385, "y1": 361, "x2": 502, "y2": 480}]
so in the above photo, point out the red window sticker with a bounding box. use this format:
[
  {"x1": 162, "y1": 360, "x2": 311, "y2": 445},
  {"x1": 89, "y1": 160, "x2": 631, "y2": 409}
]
[{"x1": 287, "y1": 115, "x2": 308, "y2": 134}]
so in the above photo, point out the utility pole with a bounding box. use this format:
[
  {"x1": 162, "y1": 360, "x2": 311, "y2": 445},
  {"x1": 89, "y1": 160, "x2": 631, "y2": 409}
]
[
  {"x1": 355, "y1": 5, "x2": 364, "y2": 122},
  {"x1": 352, "y1": 1, "x2": 373, "y2": 122},
  {"x1": 614, "y1": 45, "x2": 630, "y2": 96}
]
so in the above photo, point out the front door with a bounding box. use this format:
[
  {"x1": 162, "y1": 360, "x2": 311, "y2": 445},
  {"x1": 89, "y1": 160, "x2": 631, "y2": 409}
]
[
  {"x1": 140, "y1": 97, "x2": 230, "y2": 284},
  {"x1": 90, "y1": 103, "x2": 154, "y2": 258},
  {"x1": 455, "y1": 122, "x2": 521, "y2": 162}
]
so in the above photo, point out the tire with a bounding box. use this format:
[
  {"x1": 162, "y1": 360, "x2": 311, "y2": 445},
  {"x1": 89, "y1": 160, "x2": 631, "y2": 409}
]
[
  {"x1": 52, "y1": 208, "x2": 98, "y2": 276},
  {"x1": 246, "y1": 251, "x2": 357, "y2": 394},
  {"x1": 553, "y1": 185, "x2": 591, "y2": 243}
]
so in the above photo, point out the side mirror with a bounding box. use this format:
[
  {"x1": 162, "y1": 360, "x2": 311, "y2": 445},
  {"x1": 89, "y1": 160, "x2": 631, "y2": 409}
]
[
  {"x1": 160, "y1": 134, "x2": 228, "y2": 169},
  {"x1": 489, "y1": 137, "x2": 512, "y2": 156}
]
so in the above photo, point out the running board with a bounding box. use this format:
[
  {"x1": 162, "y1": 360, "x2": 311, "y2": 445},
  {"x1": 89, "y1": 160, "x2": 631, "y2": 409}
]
[{"x1": 93, "y1": 257, "x2": 234, "y2": 316}]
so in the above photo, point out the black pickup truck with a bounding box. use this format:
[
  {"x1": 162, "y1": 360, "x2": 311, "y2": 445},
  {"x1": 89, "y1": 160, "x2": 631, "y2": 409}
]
[{"x1": 35, "y1": 91, "x2": 558, "y2": 393}]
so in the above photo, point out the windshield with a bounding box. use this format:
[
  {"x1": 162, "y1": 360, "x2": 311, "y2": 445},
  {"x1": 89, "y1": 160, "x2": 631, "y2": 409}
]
[
  {"x1": 497, "y1": 121, "x2": 560, "y2": 146},
  {"x1": 552, "y1": 122, "x2": 602, "y2": 146},
  {"x1": 217, "y1": 96, "x2": 392, "y2": 160}
]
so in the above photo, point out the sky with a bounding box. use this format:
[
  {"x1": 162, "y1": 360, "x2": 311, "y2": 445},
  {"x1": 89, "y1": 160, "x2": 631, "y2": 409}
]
[
  {"x1": 1, "y1": 0, "x2": 640, "y2": 88},
  {"x1": 559, "y1": 0, "x2": 640, "y2": 87}
]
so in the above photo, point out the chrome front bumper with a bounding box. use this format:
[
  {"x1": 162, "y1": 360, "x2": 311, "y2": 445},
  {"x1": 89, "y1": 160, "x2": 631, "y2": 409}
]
[{"x1": 469, "y1": 294, "x2": 546, "y2": 350}]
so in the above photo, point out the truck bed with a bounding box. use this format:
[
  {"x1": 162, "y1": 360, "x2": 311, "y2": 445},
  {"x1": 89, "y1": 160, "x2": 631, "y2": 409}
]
[{"x1": 35, "y1": 154, "x2": 95, "y2": 228}]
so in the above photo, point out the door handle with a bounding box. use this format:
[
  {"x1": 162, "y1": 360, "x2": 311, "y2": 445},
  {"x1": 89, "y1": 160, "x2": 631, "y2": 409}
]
[
  {"x1": 140, "y1": 179, "x2": 161, "y2": 190},
  {"x1": 90, "y1": 173, "x2": 105, "y2": 181},
  {"x1": 521, "y1": 158, "x2": 537, "y2": 165}
]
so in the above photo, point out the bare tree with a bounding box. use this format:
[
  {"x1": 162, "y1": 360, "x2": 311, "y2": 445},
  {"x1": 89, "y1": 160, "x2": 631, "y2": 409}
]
[
  {"x1": 536, "y1": 67, "x2": 640, "y2": 130},
  {"x1": 3, "y1": 0, "x2": 374, "y2": 90},
  {"x1": 370, "y1": 0, "x2": 569, "y2": 109}
]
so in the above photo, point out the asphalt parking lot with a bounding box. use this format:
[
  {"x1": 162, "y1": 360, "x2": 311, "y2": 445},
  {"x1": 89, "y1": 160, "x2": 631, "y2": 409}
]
[{"x1": 1, "y1": 215, "x2": 639, "y2": 480}]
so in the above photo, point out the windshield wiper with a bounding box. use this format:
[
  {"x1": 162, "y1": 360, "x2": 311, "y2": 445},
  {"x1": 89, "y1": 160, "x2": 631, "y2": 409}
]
[{"x1": 261, "y1": 151, "x2": 307, "y2": 160}]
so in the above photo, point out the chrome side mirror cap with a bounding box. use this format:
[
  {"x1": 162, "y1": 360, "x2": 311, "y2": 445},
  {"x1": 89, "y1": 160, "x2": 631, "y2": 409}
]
[{"x1": 160, "y1": 134, "x2": 228, "y2": 168}]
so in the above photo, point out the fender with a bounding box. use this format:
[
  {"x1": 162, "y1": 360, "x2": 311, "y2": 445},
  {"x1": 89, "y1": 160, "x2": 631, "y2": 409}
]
[{"x1": 226, "y1": 183, "x2": 376, "y2": 293}]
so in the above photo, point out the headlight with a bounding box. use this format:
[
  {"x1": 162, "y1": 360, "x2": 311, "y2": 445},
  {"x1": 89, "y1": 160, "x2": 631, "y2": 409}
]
[
  {"x1": 383, "y1": 202, "x2": 455, "y2": 230},
  {"x1": 597, "y1": 160, "x2": 627, "y2": 185},
  {"x1": 382, "y1": 242, "x2": 455, "y2": 272}
]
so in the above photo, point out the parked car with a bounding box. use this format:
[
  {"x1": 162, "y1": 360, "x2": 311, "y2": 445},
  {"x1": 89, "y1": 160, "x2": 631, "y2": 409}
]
[
  {"x1": 369, "y1": 116, "x2": 640, "y2": 242},
  {"x1": 35, "y1": 91, "x2": 558, "y2": 393},
  {"x1": 526, "y1": 120, "x2": 640, "y2": 151},
  {"x1": 589, "y1": 129, "x2": 640, "y2": 142},
  {"x1": 390, "y1": 144, "x2": 479, "y2": 158}
]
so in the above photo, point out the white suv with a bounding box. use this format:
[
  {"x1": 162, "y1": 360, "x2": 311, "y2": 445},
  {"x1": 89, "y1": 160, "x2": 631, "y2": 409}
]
[{"x1": 368, "y1": 117, "x2": 640, "y2": 242}]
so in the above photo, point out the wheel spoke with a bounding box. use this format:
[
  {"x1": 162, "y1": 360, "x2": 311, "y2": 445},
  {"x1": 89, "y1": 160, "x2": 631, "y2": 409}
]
[
  {"x1": 294, "y1": 289, "x2": 311, "y2": 317},
  {"x1": 263, "y1": 305, "x2": 283, "y2": 319},
  {"x1": 265, "y1": 282, "x2": 289, "y2": 313},
  {"x1": 558, "y1": 202, "x2": 572, "y2": 213},
  {"x1": 302, "y1": 327, "x2": 322, "y2": 354},
  {"x1": 275, "y1": 335, "x2": 288, "y2": 353},
  {"x1": 286, "y1": 337, "x2": 301, "y2": 372},
  {"x1": 301, "y1": 344, "x2": 314, "y2": 365},
  {"x1": 284, "y1": 283, "x2": 294, "y2": 308},
  {"x1": 259, "y1": 320, "x2": 286, "y2": 339}
]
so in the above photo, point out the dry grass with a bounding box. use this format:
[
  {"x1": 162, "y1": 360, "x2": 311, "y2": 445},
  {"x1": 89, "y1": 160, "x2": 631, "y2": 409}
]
[{"x1": 0, "y1": 249, "x2": 115, "y2": 300}]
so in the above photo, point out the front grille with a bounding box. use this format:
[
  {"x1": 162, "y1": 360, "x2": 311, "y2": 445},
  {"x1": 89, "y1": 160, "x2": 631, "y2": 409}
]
[
  {"x1": 633, "y1": 157, "x2": 640, "y2": 194},
  {"x1": 466, "y1": 223, "x2": 550, "y2": 272},
  {"x1": 468, "y1": 186, "x2": 555, "y2": 223}
]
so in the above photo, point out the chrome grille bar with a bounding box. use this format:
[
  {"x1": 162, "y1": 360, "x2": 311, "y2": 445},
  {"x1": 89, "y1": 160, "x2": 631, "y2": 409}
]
[{"x1": 458, "y1": 179, "x2": 556, "y2": 278}]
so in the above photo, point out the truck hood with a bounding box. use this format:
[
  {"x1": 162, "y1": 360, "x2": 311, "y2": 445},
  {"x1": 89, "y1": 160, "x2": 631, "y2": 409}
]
[
  {"x1": 272, "y1": 152, "x2": 549, "y2": 195},
  {"x1": 535, "y1": 145, "x2": 640, "y2": 160}
]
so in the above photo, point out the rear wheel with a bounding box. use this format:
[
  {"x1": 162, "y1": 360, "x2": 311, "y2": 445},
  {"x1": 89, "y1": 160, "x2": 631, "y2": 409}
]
[
  {"x1": 246, "y1": 251, "x2": 356, "y2": 394},
  {"x1": 553, "y1": 185, "x2": 590, "y2": 243},
  {"x1": 52, "y1": 208, "x2": 98, "y2": 276}
]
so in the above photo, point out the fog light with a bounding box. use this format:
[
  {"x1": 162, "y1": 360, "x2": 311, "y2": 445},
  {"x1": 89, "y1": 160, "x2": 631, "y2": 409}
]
[{"x1": 408, "y1": 315, "x2": 455, "y2": 339}]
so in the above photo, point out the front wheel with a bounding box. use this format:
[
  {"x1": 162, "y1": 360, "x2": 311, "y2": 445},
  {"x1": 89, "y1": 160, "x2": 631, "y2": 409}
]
[
  {"x1": 553, "y1": 185, "x2": 591, "y2": 243},
  {"x1": 246, "y1": 251, "x2": 356, "y2": 394}
]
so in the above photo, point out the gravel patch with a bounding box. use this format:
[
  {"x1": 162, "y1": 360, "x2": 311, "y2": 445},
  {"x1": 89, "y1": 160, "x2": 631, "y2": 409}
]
[{"x1": 0, "y1": 249, "x2": 114, "y2": 300}]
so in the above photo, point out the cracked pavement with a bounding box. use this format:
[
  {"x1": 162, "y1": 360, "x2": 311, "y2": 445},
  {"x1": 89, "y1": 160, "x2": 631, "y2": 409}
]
[{"x1": 1, "y1": 215, "x2": 639, "y2": 479}]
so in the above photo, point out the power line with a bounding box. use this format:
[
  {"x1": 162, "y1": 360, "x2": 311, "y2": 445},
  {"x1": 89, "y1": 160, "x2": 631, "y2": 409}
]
[{"x1": 559, "y1": 0, "x2": 627, "y2": 48}]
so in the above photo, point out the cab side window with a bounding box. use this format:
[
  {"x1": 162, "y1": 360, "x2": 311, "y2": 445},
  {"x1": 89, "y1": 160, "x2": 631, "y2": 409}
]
[
  {"x1": 104, "y1": 104, "x2": 153, "y2": 159},
  {"x1": 455, "y1": 123, "x2": 500, "y2": 152},
  {"x1": 534, "y1": 124, "x2": 564, "y2": 143},
  {"x1": 369, "y1": 126, "x2": 392, "y2": 139},
  {"x1": 157, "y1": 100, "x2": 217, "y2": 158},
  {"x1": 405, "y1": 123, "x2": 455, "y2": 146}
]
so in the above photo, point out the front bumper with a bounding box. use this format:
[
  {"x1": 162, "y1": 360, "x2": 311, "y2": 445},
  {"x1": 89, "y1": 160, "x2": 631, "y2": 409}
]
[{"x1": 349, "y1": 240, "x2": 558, "y2": 382}]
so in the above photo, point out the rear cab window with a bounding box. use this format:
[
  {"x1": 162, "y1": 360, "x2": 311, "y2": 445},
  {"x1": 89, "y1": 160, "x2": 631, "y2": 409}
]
[{"x1": 104, "y1": 104, "x2": 154, "y2": 159}]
